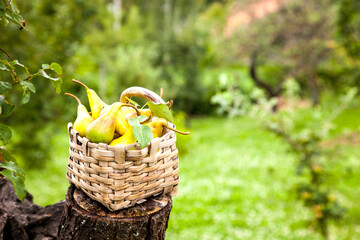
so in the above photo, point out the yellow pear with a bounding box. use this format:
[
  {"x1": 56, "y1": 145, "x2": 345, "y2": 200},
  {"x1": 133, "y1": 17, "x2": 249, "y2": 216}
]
[
  {"x1": 72, "y1": 79, "x2": 107, "y2": 119},
  {"x1": 147, "y1": 118, "x2": 190, "y2": 138},
  {"x1": 65, "y1": 93, "x2": 94, "y2": 137},
  {"x1": 121, "y1": 106, "x2": 136, "y2": 116},
  {"x1": 109, "y1": 126, "x2": 137, "y2": 146},
  {"x1": 116, "y1": 103, "x2": 140, "y2": 135},
  {"x1": 125, "y1": 108, "x2": 152, "y2": 121}
]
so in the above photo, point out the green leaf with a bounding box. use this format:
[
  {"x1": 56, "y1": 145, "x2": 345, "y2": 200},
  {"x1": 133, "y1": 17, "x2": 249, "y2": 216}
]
[
  {"x1": 21, "y1": 90, "x2": 30, "y2": 104},
  {"x1": 0, "y1": 148, "x2": 26, "y2": 202},
  {"x1": 0, "y1": 1, "x2": 5, "y2": 10},
  {"x1": 1, "y1": 17, "x2": 9, "y2": 26},
  {"x1": 50, "y1": 62, "x2": 62, "y2": 74},
  {"x1": 23, "y1": 81, "x2": 35, "y2": 93},
  {"x1": 51, "y1": 77, "x2": 62, "y2": 94},
  {"x1": 125, "y1": 97, "x2": 139, "y2": 107},
  {"x1": 129, "y1": 115, "x2": 147, "y2": 124},
  {"x1": 41, "y1": 64, "x2": 50, "y2": 69},
  {"x1": 0, "y1": 147, "x2": 16, "y2": 163},
  {"x1": 10, "y1": 60, "x2": 24, "y2": 68},
  {"x1": 147, "y1": 102, "x2": 173, "y2": 123},
  {"x1": 0, "y1": 81, "x2": 12, "y2": 94},
  {"x1": 8, "y1": 0, "x2": 19, "y2": 13},
  {"x1": 0, "y1": 123, "x2": 11, "y2": 145},
  {"x1": 128, "y1": 115, "x2": 153, "y2": 148},
  {"x1": 37, "y1": 68, "x2": 62, "y2": 93},
  {"x1": 0, "y1": 95, "x2": 15, "y2": 117},
  {"x1": 0, "y1": 62, "x2": 9, "y2": 71},
  {"x1": 40, "y1": 69, "x2": 58, "y2": 81},
  {"x1": 0, "y1": 169, "x2": 26, "y2": 201}
]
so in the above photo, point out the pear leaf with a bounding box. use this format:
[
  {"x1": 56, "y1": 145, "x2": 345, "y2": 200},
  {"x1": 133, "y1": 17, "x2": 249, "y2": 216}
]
[
  {"x1": 0, "y1": 147, "x2": 16, "y2": 162},
  {"x1": 0, "y1": 81, "x2": 12, "y2": 94},
  {"x1": 0, "y1": 123, "x2": 11, "y2": 145},
  {"x1": 0, "y1": 148, "x2": 26, "y2": 202},
  {"x1": 21, "y1": 81, "x2": 35, "y2": 93},
  {"x1": 147, "y1": 102, "x2": 173, "y2": 123},
  {"x1": 40, "y1": 69, "x2": 58, "y2": 81},
  {"x1": 21, "y1": 90, "x2": 30, "y2": 104},
  {"x1": 0, "y1": 62, "x2": 10, "y2": 71},
  {"x1": 42, "y1": 64, "x2": 50, "y2": 69},
  {"x1": 39, "y1": 69, "x2": 62, "y2": 94},
  {"x1": 128, "y1": 115, "x2": 153, "y2": 148},
  {"x1": 51, "y1": 77, "x2": 62, "y2": 94},
  {"x1": 125, "y1": 97, "x2": 139, "y2": 107},
  {"x1": 0, "y1": 95, "x2": 15, "y2": 117},
  {"x1": 10, "y1": 60, "x2": 24, "y2": 68},
  {"x1": 50, "y1": 62, "x2": 62, "y2": 75}
]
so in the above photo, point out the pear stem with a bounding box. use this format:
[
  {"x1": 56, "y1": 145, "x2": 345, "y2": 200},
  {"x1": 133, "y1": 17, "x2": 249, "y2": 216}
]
[
  {"x1": 166, "y1": 100, "x2": 173, "y2": 109},
  {"x1": 121, "y1": 103, "x2": 141, "y2": 116},
  {"x1": 164, "y1": 125, "x2": 190, "y2": 135},
  {"x1": 65, "y1": 93, "x2": 81, "y2": 105},
  {"x1": 72, "y1": 79, "x2": 89, "y2": 90},
  {"x1": 160, "y1": 87, "x2": 164, "y2": 98},
  {"x1": 141, "y1": 115, "x2": 153, "y2": 124}
]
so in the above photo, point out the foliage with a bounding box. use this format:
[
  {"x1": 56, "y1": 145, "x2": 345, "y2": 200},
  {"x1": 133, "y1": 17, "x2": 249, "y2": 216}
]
[
  {"x1": 231, "y1": 0, "x2": 339, "y2": 104},
  {"x1": 0, "y1": 0, "x2": 25, "y2": 28},
  {"x1": 338, "y1": 0, "x2": 360, "y2": 61},
  {"x1": 251, "y1": 82, "x2": 356, "y2": 239},
  {"x1": 147, "y1": 102, "x2": 173, "y2": 123},
  {"x1": 0, "y1": 0, "x2": 62, "y2": 200},
  {"x1": 128, "y1": 115, "x2": 152, "y2": 148},
  {"x1": 212, "y1": 77, "x2": 356, "y2": 238},
  {"x1": 211, "y1": 69, "x2": 255, "y2": 117}
]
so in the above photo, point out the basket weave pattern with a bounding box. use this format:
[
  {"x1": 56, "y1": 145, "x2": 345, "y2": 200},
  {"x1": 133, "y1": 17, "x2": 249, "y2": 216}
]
[{"x1": 66, "y1": 123, "x2": 179, "y2": 211}]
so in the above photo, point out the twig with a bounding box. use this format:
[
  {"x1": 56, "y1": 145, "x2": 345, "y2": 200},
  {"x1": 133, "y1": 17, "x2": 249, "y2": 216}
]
[{"x1": 0, "y1": 47, "x2": 14, "y2": 61}]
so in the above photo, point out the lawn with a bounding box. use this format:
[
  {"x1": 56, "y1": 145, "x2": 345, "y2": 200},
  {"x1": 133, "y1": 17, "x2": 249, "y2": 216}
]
[{"x1": 19, "y1": 110, "x2": 360, "y2": 239}]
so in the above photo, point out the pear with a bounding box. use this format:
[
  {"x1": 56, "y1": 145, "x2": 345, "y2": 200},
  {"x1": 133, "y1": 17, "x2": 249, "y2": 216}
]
[
  {"x1": 109, "y1": 126, "x2": 137, "y2": 146},
  {"x1": 72, "y1": 79, "x2": 107, "y2": 119},
  {"x1": 125, "y1": 108, "x2": 152, "y2": 121},
  {"x1": 121, "y1": 106, "x2": 136, "y2": 116},
  {"x1": 99, "y1": 103, "x2": 140, "y2": 136},
  {"x1": 65, "y1": 93, "x2": 94, "y2": 137},
  {"x1": 147, "y1": 118, "x2": 190, "y2": 138},
  {"x1": 85, "y1": 102, "x2": 122, "y2": 144}
]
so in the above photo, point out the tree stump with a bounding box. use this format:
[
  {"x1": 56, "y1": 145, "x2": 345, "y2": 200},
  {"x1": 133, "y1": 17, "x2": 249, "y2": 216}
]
[
  {"x1": 0, "y1": 178, "x2": 64, "y2": 240},
  {"x1": 58, "y1": 185, "x2": 172, "y2": 240}
]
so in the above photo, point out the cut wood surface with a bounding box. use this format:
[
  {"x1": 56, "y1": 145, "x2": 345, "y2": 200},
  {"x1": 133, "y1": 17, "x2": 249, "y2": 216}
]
[
  {"x1": 58, "y1": 185, "x2": 172, "y2": 240},
  {"x1": 0, "y1": 179, "x2": 173, "y2": 240}
]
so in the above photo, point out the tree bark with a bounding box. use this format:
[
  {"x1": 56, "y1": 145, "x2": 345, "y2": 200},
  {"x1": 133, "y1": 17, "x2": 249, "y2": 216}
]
[
  {"x1": 308, "y1": 70, "x2": 320, "y2": 106},
  {"x1": 0, "y1": 178, "x2": 64, "y2": 240},
  {"x1": 58, "y1": 185, "x2": 172, "y2": 240},
  {"x1": 250, "y1": 51, "x2": 282, "y2": 99}
]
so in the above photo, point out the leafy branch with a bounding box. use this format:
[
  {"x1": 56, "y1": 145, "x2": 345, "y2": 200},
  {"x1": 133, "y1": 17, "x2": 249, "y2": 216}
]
[
  {"x1": 0, "y1": 0, "x2": 26, "y2": 29},
  {"x1": 0, "y1": 0, "x2": 62, "y2": 201}
]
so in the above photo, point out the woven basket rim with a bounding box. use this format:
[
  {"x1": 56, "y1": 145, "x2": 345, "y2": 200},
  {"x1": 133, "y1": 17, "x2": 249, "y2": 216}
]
[{"x1": 67, "y1": 122, "x2": 175, "y2": 149}]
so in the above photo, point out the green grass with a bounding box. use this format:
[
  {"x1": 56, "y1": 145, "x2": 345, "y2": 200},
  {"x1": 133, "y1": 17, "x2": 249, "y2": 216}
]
[{"x1": 18, "y1": 111, "x2": 360, "y2": 240}]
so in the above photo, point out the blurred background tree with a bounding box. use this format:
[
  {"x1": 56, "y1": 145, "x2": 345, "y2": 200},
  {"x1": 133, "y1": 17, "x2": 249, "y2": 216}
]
[
  {"x1": 1, "y1": 0, "x2": 359, "y2": 167},
  {"x1": 2, "y1": 0, "x2": 360, "y2": 238}
]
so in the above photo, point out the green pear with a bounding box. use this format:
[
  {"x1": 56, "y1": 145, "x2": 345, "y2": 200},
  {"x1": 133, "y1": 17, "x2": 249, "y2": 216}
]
[
  {"x1": 72, "y1": 79, "x2": 107, "y2": 119},
  {"x1": 65, "y1": 93, "x2": 94, "y2": 137},
  {"x1": 85, "y1": 102, "x2": 122, "y2": 144}
]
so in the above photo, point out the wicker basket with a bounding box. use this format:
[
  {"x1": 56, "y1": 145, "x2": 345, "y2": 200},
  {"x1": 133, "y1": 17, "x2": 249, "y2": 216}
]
[{"x1": 66, "y1": 122, "x2": 179, "y2": 211}]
